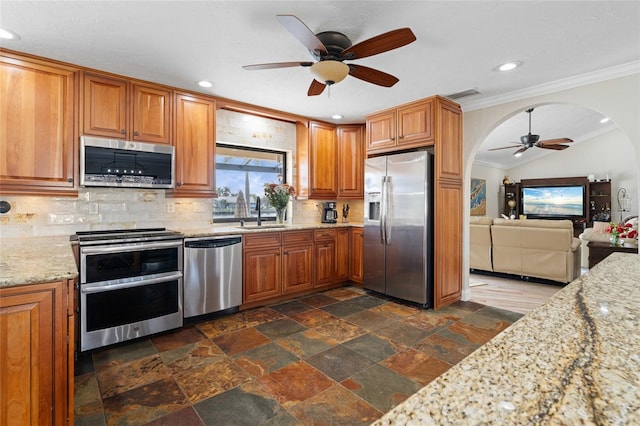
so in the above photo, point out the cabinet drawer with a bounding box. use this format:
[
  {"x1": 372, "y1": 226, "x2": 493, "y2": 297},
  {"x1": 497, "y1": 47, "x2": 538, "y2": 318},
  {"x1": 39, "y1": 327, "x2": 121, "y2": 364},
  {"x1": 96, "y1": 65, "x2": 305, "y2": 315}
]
[
  {"x1": 244, "y1": 232, "x2": 281, "y2": 248},
  {"x1": 314, "y1": 229, "x2": 336, "y2": 241},
  {"x1": 282, "y1": 230, "x2": 313, "y2": 245}
]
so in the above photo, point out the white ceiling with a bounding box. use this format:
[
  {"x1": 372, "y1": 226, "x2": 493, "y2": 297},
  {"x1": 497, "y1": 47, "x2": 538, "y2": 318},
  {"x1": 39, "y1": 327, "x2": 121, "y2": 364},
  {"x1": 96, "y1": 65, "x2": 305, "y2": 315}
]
[{"x1": 1, "y1": 1, "x2": 639, "y2": 167}]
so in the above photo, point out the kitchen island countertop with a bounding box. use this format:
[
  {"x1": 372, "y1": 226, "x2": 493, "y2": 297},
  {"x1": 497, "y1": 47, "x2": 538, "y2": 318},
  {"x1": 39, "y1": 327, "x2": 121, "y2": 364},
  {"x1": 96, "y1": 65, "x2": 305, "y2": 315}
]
[
  {"x1": 374, "y1": 252, "x2": 640, "y2": 425},
  {"x1": 0, "y1": 235, "x2": 78, "y2": 288}
]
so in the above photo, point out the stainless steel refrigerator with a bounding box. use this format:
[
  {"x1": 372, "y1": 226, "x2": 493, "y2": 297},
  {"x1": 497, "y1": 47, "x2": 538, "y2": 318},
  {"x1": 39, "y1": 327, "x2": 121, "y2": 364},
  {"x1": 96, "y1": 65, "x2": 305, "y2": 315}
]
[{"x1": 363, "y1": 150, "x2": 434, "y2": 307}]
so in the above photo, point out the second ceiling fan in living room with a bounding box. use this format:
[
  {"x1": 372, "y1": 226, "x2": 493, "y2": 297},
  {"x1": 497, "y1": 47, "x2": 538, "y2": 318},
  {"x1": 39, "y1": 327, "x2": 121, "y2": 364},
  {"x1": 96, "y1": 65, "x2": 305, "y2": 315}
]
[{"x1": 489, "y1": 108, "x2": 574, "y2": 157}]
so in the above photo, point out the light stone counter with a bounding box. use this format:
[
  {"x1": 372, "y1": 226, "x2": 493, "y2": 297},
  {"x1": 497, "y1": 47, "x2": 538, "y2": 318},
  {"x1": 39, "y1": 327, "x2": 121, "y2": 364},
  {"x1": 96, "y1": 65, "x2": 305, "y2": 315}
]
[
  {"x1": 177, "y1": 222, "x2": 362, "y2": 238},
  {"x1": 0, "y1": 223, "x2": 363, "y2": 288},
  {"x1": 374, "y1": 252, "x2": 640, "y2": 425},
  {"x1": 0, "y1": 235, "x2": 78, "y2": 288}
]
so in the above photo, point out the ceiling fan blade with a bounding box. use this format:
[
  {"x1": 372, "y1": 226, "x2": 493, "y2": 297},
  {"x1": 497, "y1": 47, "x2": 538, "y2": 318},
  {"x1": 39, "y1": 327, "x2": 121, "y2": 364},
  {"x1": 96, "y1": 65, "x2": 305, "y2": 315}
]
[
  {"x1": 340, "y1": 28, "x2": 416, "y2": 60},
  {"x1": 307, "y1": 79, "x2": 326, "y2": 96},
  {"x1": 243, "y1": 61, "x2": 313, "y2": 70},
  {"x1": 276, "y1": 15, "x2": 327, "y2": 56},
  {"x1": 348, "y1": 64, "x2": 399, "y2": 87},
  {"x1": 513, "y1": 146, "x2": 528, "y2": 156},
  {"x1": 537, "y1": 144, "x2": 570, "y2": 150},
  {"x1": 537, "y1": 138, "x2": 574, "y2": 145},
  {"x1": 488, "y1": 145, "x2": 523, "y2": 151}
]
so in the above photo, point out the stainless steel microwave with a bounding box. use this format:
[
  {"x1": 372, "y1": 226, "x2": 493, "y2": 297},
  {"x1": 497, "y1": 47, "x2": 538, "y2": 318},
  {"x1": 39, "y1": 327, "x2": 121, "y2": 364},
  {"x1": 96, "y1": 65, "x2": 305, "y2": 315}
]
[{"x1": 80, "y1": 136, "x2": 175, "y2": 189}]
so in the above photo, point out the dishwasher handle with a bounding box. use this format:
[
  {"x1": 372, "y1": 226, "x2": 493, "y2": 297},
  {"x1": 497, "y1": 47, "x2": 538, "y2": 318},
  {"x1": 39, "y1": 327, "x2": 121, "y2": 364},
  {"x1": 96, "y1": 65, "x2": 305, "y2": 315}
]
[{"x1": 185, "y1": 236, "x2": 242, "y2": 249}]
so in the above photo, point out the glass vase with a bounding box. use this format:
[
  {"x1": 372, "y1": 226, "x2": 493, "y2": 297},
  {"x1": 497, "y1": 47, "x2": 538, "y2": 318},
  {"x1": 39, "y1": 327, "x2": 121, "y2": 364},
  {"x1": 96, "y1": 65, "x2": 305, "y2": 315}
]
[
  {"x1": 275, "y1": 207, "x2": 285, "y2": 224},
  {"x1": 610, "y1": 234, "x2": 620, "y2": 246}
]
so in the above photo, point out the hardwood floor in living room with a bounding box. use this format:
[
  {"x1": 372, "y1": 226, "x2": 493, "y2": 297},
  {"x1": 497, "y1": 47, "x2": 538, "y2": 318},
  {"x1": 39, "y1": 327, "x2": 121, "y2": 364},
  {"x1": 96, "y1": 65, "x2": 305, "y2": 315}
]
[{"x1": 469, "y1": 272, "x2": 568, "y2": 315}]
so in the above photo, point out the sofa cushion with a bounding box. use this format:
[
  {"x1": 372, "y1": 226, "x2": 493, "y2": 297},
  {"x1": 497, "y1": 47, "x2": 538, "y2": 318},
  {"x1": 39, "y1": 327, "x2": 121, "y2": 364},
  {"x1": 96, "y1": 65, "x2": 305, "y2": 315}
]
[{"x1": 470, "y1": 216, "x2": 494, "y2": 225}]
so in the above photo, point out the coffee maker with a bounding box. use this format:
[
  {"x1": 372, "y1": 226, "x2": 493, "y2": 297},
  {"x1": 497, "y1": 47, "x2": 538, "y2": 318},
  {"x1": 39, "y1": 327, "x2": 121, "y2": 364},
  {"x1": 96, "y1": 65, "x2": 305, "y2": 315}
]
[{"x1": 321, "y1": 202, "x2": 338, "y2": 223}]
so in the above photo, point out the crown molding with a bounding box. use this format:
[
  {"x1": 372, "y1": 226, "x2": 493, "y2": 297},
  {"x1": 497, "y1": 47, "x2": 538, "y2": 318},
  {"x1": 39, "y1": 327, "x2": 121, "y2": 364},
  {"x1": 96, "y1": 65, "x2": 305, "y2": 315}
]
[{"x1": 461, "y1": 61, "x2": 640, "y2": 112}]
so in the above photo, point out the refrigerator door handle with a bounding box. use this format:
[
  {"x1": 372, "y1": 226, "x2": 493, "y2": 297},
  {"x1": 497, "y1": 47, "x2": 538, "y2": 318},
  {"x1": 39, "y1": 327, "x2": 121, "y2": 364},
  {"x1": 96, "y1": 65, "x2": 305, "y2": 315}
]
[
  {"x1": 385, "y1": 176, "x2": 391, "y2": 244},
  {"x1": 380, "y1": 176, "x2": 387, "y2": 244}
]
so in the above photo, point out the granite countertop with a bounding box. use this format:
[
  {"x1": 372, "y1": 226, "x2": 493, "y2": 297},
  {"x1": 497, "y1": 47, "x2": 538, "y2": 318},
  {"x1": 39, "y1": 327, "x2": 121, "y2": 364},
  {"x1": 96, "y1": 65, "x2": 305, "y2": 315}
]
[
  {"x1": 374, "y1": 252, "x2": 640, "y2": 425},
  {"x1": 0, "y1": 235, "x2": 78, "y2": 288},
  {"x1": 0, "y1": 223, "x2": 363, "y2": 287},
  {"x1": 178, "y1": 222, "x2": 362, "y2": 238}
]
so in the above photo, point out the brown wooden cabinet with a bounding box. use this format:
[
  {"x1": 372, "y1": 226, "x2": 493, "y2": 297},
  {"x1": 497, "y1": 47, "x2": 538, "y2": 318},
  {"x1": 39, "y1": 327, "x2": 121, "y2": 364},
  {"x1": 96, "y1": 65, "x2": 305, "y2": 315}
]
[
  {"x1": 309, "y1": 121, "x2": 338, "y2": 199},
  {"x1": 313, "y1": 229, "x2": 337, "y2": 287},
  {"x1": 337, "y1": 125, "x2": 364, "y2": 199},
  {"x1": 282, "y1": 231, "x2": 314, "y2": 294},
  {"x1": 433, "y1": 97, "x2": 463, "y2": 309},
  {"x1": 366, "y1": 99, "x2": 433, "y2": 155},
  {"x1": 243, "y1": 232, "x2": 282, "y2": 303},
  {"x1": 82, "y1": 72, "x2": 172, "y2": 144},
  {"x1": 335, "y1": 228, "x2": 350, "y2": 283},
  {"x1": 0, "y1": 279, "x2": 74, "y2": 426},
  {"x1": 0, "y1": 52, "x2": 78, "y2": 195},
  {"x1": 170, "y1": 92, "x2": 216, "y2": 197},
  {"x1": 503, "y1": 183, "x2": 522, "y2": 217},
  {"x1": 588, "y1": 180, "x2": 612, "y2": 226},
  {"x1": 349, "y1": 227, "x2": 364, "y2": 284}
]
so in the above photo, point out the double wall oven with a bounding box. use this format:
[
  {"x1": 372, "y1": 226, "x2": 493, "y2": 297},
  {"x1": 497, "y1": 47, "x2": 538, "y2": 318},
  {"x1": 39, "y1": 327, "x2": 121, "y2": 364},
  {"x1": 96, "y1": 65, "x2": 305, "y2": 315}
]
[{"x1": 74, "y1": 229, "x2": 184, "y2": 351}]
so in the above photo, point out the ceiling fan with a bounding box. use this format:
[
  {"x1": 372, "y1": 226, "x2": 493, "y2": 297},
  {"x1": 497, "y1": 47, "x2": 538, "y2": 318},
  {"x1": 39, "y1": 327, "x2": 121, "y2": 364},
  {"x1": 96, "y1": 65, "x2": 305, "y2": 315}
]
[
  {"x1": 489, "y1": 108, "x2": 574, "y2": 157},
  {"x1": 242, "y1": 15, "x2": 416, "y2": 96}
]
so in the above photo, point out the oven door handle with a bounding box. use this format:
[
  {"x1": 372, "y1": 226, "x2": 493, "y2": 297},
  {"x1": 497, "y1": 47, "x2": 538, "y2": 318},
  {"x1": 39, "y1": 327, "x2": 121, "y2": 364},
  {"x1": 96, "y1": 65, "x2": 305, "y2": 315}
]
[
  {"x1": 81, "y1": 273, "x2": 183, "y2": 294},
  {"x1": 81, "y1": 240, "x2": 183, "y2": 255}
]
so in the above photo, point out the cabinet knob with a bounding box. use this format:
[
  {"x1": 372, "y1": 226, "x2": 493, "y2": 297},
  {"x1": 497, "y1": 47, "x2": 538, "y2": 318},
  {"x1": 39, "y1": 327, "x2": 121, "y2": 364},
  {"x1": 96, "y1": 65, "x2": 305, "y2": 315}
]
[
  {"x1": 67, "y1": 177, "x2": 73, "y2": 183},
  {"x1": 134, "y1": 131, "x2": 139, "y2": 136},
  {"x1": 176, "y1": 182, "x2": 182, "y2": 187},
  {"x1": 121, "y1": 129, "x2": 126, "y2": 134},
  {"x1": 284, "y1": 251, "x2": 289, "y2": 255},
  {"x1": 398, "y1": 135, "x2": 404, "y2": 139}
]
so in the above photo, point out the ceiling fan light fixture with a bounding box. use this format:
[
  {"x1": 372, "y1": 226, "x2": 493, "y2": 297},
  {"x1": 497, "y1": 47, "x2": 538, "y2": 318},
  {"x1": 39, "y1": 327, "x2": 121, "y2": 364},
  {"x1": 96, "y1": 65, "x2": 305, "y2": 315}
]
[
  {"x1": 514, "y1": 151, "x2": 523, "y2": 157},
  {"x1": 310, "y1": 60, "x2": 349, "y2": 85}
]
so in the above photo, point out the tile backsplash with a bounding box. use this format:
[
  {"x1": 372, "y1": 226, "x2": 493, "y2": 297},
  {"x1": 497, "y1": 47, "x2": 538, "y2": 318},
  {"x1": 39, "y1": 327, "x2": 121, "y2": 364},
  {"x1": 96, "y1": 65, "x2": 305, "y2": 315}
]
[{"x1": 0, "y1": 188, "x2": 364, "y2": 238}]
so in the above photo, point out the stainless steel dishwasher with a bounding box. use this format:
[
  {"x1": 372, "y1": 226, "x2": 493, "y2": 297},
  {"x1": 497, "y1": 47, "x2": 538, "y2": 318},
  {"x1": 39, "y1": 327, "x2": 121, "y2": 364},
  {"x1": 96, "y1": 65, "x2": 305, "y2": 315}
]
[{"x1": 183, "y1": 235, "x2": 242, "y2": 318}]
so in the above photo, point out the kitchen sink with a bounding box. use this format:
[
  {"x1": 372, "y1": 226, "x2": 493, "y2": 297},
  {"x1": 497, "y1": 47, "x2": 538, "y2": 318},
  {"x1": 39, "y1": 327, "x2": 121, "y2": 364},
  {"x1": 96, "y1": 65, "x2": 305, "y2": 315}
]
[{"x1": 238, "y1": 224, "x2": 288, "y2": 229}]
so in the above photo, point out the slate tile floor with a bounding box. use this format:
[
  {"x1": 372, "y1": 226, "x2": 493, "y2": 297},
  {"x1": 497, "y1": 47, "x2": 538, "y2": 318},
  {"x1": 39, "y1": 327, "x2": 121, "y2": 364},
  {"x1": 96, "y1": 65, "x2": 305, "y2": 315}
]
[{"x1": 74, "y1": 286, "x2": 522, "y2": 426}]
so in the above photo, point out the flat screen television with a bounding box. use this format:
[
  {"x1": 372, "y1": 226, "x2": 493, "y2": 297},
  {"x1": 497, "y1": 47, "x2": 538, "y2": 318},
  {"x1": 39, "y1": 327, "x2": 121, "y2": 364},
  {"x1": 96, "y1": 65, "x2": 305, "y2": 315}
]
[{"x1": 521, "y1": 185, "x2": 585, "y2": 219}]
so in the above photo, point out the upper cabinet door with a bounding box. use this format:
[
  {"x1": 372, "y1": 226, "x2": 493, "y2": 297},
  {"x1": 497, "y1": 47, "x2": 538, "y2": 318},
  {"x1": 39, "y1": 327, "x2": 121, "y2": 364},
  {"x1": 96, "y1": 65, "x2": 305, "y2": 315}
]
[
  {"x1": 366, "y1": 110, "x2": 396, "y2": 153},
  {"x1": 0, "y1": 55, "x2": 77, "y2": 195},
  {"x1": 132, "y1": 83, "x2": 172, "y2": 144},
  {"x1": 82, "y1": 73, "x2": 128, "y2": 139},
  {"x1": 83, "y1": 73, "x2": 172, "y2": 144},
  {"x1": 337, "y1": 125, "x2": 364, "y2": 199},
  {"x1": 397, "y1": 100, "x2": 433, "y2": 147},
  {"x1": 171, "y1": 92, "x2": 216, "y2": 197},
  {"x1": 309, "y1": 121, "x2": 338, "y2": 199}
]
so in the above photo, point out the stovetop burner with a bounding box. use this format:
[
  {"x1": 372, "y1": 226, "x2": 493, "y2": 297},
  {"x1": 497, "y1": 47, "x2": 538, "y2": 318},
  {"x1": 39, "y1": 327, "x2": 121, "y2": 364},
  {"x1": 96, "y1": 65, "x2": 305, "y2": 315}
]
[{"x1": 71, "y1": 228, "x2": 183, "y2": 245}]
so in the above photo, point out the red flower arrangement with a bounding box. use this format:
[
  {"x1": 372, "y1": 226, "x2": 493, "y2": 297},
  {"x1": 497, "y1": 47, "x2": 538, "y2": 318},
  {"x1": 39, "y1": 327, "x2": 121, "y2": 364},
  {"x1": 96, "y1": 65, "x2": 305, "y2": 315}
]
[{"x1": 605, "y1": 222, "x2": 637, "y2": 240}]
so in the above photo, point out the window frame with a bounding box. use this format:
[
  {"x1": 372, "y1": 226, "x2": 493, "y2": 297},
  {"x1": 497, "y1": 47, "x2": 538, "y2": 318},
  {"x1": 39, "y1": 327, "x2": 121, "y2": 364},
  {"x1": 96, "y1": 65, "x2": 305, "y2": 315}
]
[{"x1": 213, "y1": 143, "x2": 290, "y2": 224}]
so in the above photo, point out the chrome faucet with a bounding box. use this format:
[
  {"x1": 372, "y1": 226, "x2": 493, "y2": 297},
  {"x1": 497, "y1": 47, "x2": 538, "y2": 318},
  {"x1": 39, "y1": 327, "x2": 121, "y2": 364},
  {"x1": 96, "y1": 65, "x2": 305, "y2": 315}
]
[{"x1": 255, "y1": 196, "x2": 261, "y2": 226}]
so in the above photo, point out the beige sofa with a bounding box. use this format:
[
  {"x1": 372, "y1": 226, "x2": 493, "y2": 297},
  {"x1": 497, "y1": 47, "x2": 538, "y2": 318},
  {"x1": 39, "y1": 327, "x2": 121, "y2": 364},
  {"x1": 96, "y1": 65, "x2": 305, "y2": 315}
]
[{"x1": 470, "y1": 217, "x2": 581, "y2": 283}]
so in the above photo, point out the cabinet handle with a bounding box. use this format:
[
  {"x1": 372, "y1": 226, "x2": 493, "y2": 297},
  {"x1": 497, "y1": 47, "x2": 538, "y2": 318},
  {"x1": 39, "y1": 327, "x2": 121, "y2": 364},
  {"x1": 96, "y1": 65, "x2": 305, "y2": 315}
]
[
  {"x1": 284, "y1": 251, "x2": 289, "y2": 255},
  {"x1": 398, "y1": 135, "x2": 404, "y2": 139},
  {"x1": 121, "y1": 129, "x2": 126, "y2": 135},
  {"x1": 67, "y1": 177, "x2": 73, "y2": 183},
  {"x1": 176, "y1": 182, "x2": 182, "y2": 187},
  {"x1": 276, "y1": 252, "x2": 280, "y2": 256},
  {"x1": 134, "y1": 131, "x2": 139, "y2": 136}
]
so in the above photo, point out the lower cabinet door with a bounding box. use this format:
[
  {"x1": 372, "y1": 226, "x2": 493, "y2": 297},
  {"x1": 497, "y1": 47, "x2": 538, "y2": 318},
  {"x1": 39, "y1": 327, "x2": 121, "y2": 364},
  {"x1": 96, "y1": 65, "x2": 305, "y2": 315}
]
[
  {"x1": 243, "y1": 247, "x2": 282, "y2": 302},
  {"x1": 314, "y1": 241, "x2": 336, "y2": 287},
  {"x1": 282, "y1": 243, "x2": 313, "y2": 294}
]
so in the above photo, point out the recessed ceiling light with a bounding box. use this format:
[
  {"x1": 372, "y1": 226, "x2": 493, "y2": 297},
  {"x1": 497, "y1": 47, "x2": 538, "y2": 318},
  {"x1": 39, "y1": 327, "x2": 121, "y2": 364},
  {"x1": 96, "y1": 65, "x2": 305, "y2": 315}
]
[
  {"x1": 331, "y1": 114, "x2": 343, "y2": 120},
  {"x1": 0, "y1": 28, "x2": 20, "y2": 40},
  {"x1": 197, "y1": 80, "x2": 213, "y2": 88},
  {"x1": 600, "y1": 117, "x2": 610, "y2": 124},
  {"x1": 496, "y1": 61, "x2": 522, "y2": 72}
]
